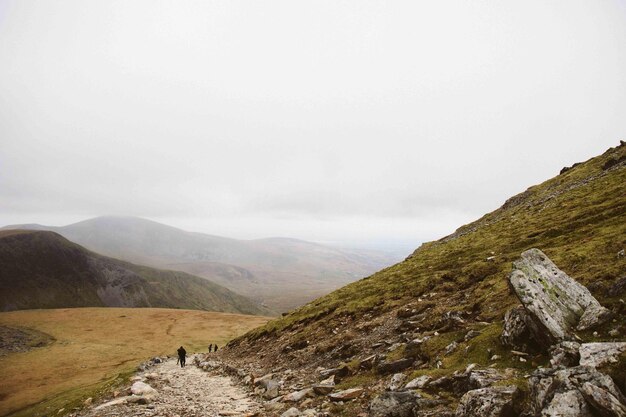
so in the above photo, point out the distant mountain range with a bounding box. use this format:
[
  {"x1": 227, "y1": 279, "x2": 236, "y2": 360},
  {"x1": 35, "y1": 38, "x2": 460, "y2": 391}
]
[
  {"x1": 2, "y1": 217, "x2": 401, "y2": 311},
  {"x1": 0, "y1": 230, "x2": 269, "y2": 315}
]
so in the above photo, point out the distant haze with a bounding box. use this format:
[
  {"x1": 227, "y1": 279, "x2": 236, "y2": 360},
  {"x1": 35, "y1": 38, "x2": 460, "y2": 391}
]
[{"x1": 1, "y1": 1, "x2": 625, "y2": 249}]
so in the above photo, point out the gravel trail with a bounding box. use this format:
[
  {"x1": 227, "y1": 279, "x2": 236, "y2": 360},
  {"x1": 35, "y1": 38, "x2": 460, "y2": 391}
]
[{"x1": 78, "y1": 355, "x2": 261, "y2": 417}]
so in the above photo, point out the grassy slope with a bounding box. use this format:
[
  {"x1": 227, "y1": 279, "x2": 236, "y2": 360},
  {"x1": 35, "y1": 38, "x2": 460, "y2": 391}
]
[
  {"x1": 0, "y1": 308, "x2": 269, "y2": 417},
  {"x1": 0, "y1": 231, "x2": 270, "y2": 315},
  {"x1": 235, "y1": 142, "x2": 626, "y2": 356}
]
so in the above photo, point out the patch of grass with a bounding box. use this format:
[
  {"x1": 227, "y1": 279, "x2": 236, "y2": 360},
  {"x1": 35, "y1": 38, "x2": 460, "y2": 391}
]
[{"x1": 0, "y1": 307, "x2": 269, "y2": 417}]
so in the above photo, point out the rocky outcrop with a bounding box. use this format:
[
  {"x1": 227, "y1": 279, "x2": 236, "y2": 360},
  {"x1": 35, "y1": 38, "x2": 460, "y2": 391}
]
[
  {"x1": 527, "y1": 366, "x2": 626, "y2": 417},
  {"x1": 454, "y1": 385, "x2": 519, "y2": 417},
  {"x1": 507, "y1": 249, "x2": 611, "y2": 348}
]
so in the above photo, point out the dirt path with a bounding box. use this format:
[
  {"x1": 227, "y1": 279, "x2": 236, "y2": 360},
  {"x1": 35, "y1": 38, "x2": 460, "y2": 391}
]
[{"x1": 78, "y1": 355, "x2": 261, "y2": 417}]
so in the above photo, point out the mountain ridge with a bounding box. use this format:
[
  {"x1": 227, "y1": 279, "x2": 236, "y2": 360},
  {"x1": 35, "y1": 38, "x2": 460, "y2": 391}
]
[
  {"x1": 0, "y1": 230, "x2": 270, "y2": 315},
  {"x1": 2, "y1": 216, "x2": 402, "y2": 311}
]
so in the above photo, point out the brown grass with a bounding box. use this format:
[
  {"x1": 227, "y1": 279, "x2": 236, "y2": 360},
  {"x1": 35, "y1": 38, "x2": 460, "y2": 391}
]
[{"x1": 0, "y1": 307, "x2": 269, "y2": 417}]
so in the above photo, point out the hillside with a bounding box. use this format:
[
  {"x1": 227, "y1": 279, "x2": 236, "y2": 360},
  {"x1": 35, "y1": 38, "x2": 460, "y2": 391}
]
[
  {"x1": 2, "y1": 217, "x2": 401, "y2": 312},
  {"x1": 0, "y1": 230, "x2": 269, "y2": 315},
  {"x1": 220, "y1": 142, "x2": 626, "y2": 415}
]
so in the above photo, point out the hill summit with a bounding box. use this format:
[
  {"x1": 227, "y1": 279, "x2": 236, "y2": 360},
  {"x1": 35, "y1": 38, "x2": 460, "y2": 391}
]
[{"x1": 218, "y1": 142, "x2": 626, "y2": 416}]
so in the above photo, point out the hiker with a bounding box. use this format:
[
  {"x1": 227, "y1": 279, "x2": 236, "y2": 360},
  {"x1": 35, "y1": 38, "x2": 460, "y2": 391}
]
[
  {"x1": 177, "y1": 346, "x2": 187, "y2": 368},
  {"x1": 214, "y1": 344, "x2": 218, "y2": 352},
  {"x1": 208, "y1": 343, "x2": 213, "y2": 353}
]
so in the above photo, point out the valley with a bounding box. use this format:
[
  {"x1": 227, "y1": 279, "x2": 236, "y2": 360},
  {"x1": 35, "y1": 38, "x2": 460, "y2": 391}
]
[{"x1": 0, "y1": 308, "x2": 269, "y2": 417}]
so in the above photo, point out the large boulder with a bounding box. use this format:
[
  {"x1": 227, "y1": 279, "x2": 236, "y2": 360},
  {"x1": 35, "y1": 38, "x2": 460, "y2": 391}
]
[
  {"x1": 454, "y1": 386, "x2": 519, "y2": 417},
  {"x1": 508, "y1": 249, "x2": 611, "y2": 347}
]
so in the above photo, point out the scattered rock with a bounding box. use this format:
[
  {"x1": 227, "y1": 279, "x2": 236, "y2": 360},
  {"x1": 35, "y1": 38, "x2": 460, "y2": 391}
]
[
  {"x1": 130, "y1": 381, "x2": 157, "y2": 397},
  {"x1": 280, "y1": 407, "x2": 301, "y2": 417},
  {"x1": 319, "y1": 365, "x2": 350, "y2": 379},
  {"x1": 377, "y1": 358, "x2": 413, "y2": 375},
  {"x1": 405, "y1": 375, "x2": 431, "y2": 389},
  {"x1": 444, "y1": 341, "x2": 458, "y2": 356},
  {"x1": 388, "y1": 373, "x2": 407, "y2": 391},
  {"x1": 328, "y1": 388, "x2": 364, "y2": 401},
  {"x1": 369, "y1": 391, "x2": 421, "y2": 417},
  {"x1": 312, "y1": 384, "x2": 334, "y2": 395},
  {"x1": 464, "y1": 330, "x2": 481, "y2": 342},
  {"x1": 283, "y1": 388, "x2": 313, "y2": 402},
  {"x1": 455, "y1": 386, "x2": 519, "y2": 417}
]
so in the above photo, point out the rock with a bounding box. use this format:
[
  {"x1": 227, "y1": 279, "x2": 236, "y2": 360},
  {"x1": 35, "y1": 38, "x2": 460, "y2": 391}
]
[
  {"x1": 283, "y1": 388, "x2": 313, "y2": 402},
  {"x1": 377, "y1": 358, "x2": 413, "y2": 375},
  {"x1": 607, "y1": 276, "x2": 626, "y2": 297},
  {"x1": 609, "y1": 329, "x2": 620, "y2": 337},
  {"x1": 580, "y1": 381, "x2": 626, "y2": 417},
  {"x1": 328, "y1": 388, "x2": 364, "y2": 401},
  {"x1": 464, "y1": 330, "x2": 481, "y2": 341},
  {"x1": 360, "y1": 354, "x2": 381, "y2": 370},
  {"x1": 444, "y1": 341, "x2": 458, "y2": 356},
  {"x1": 579, "y1": 342, "x2": 626, "y2": 368},
  {"x1": 130, "y1": 381, "x2": 157, "y2": 397},
  {"x1": 500, "y1": 305, "x2": 538, "y2": 351},
  {"x1": 127, "y1": 395, "x2": 150, "y2": 404},
  {"x1": 369, "y1": 391, "x2": 421, "y2": 417},
  {"x1": 312, "y1": 384, "x2": 334, "y2": 395},
  {"x1": 405, "y1": 375, "x2": 432, "y2": 389},
  {"x1": 254, "y1": 373, "x2": 274, "y2": 386},
  {"x1": 319, "y1": 375, "x2": 335, "y2": 386},
  {"x1": 83, "y1": 397, "x2": 93, "y2": 406},
  {"x1": 549, "y1": 341, "x2": 581, "y2": 367},
  {"x1": 468, "y1": 368, "x2": 506, "y2": 389},
  {"x1": 280, "y1": 407, "x2": 301, "y2": 417},
  {"x1": 527, "y1": 366, "x2": 625, "y2": 417},
  {"x1": 388, "y1": 373, "x2": 407, "y2": 391},
  {"x1": 508, "y1": 249, "x2": 611, "y2": 347},
  {"x1": 300, "y1": 409, "x2": 318, "y2": 417},
  {"x1": 578, "y1": 304, "x2": 613, "y2": 331},
  {"x1": 263, "y1": 379, "x2": 281, "y2": 399},
  {"x1": 405, "y1": 339, "x2": 426, "y2": 359},
  {"x1": 94, "y1": 397, "x2": 129, "y2": 410},
  {"x1": 319, "y1": 365, "x2": 350, "y2": 379},
  {"x1": 454, "y1": 386, "x2": 519, "y2": 417}
]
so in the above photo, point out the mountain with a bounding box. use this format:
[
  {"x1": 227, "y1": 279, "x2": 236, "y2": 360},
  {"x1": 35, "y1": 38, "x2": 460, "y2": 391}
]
[
  {"x1": 220, "y1": 142, "x2": 626, "y2": 415},
  {"x1": 2, "y1": 217, "x2": 401, "y2": 312},
  {"x1": 0, "y1": 230, "x2": 269, "y2": 315}
]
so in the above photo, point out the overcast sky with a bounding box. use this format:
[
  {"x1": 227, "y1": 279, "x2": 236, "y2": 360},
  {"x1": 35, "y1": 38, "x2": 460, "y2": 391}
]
[{"x1": 1, "y1": 1, "x2": 625, "y2": 248}]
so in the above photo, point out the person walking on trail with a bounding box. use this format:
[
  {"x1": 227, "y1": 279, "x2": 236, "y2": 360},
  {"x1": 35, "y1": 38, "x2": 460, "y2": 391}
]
[
  {"x1": 208, "y1": 343, "x2": 213, "y2": 353},
  {"x1": 177, "y1": 346, "x2": 187, "y2": 368}
]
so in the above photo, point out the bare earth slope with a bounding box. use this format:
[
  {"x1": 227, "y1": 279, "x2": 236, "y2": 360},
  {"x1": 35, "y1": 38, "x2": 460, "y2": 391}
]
[
  {"x1": 221, "y1": 142, "x2": 626, "y2": 415},
  {"x1": 0, "y1": 230, "x2": 269, "y2": 315},
  {"x1": 2, "y1": 218, "x2": 402, "y2": 312}
]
